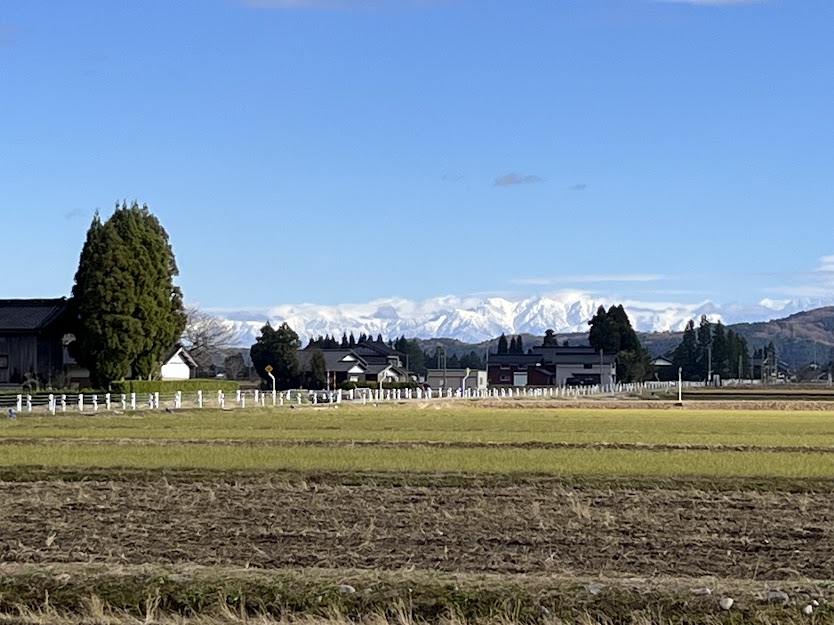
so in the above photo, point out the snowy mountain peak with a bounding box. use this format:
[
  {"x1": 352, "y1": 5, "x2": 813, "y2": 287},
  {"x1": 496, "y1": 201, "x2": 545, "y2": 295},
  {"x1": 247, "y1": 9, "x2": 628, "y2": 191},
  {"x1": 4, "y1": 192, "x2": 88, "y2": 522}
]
[{"x1": 214, "y1": 294, "x2": 834, "y2": 347}]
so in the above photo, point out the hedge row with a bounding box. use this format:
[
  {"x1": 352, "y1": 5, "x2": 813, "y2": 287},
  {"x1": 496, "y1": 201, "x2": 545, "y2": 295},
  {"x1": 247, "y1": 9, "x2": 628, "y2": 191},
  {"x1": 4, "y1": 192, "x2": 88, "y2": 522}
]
[
  {"x1": 111, "y1": 379, "x2": 240, "y2": 394},
  {"x1": 339, "y1": 380, "x2": 419, "y2": 391}
]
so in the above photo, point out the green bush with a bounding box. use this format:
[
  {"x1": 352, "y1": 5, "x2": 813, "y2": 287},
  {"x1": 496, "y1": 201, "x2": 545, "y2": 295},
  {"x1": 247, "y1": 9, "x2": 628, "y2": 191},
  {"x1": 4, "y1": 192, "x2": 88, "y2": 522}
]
[
  {"x1": 112, "y1": 379, "x2": 240, "y2": 394},
  {"x1": 339, "y1": 380, "x2": 418, "y2": 391}
]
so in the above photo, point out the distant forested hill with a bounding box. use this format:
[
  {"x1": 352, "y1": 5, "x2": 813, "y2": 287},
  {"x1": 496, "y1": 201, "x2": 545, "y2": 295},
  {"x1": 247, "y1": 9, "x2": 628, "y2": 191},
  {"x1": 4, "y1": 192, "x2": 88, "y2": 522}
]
[{"x1": 416, "y1": 307, "x2": 834, "y2": 369}]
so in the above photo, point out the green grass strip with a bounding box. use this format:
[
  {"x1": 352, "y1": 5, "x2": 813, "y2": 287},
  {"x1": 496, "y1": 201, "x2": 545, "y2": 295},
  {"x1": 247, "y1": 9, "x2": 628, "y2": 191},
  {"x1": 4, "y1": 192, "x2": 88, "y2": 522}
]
[
  {"x1": 4, "y1": 406, "x2": 834, "y2": 448},
  {"x1": 3, "y1": 441, "x2": 834, "y2": 476}
]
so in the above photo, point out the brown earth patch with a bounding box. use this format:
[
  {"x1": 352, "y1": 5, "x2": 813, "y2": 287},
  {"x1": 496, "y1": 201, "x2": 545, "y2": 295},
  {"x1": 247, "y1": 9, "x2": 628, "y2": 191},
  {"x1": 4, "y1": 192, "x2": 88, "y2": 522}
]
[{"x1": 2, "y1": 475, "x2": 832, "y2": 581}]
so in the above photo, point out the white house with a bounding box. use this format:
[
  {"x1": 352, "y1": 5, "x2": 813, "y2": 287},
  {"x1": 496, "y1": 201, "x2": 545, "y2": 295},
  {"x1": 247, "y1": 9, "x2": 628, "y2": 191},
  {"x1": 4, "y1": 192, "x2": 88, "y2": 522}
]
[{"x1": 160, "y1": 344, "x2": 198, "y2": 381}]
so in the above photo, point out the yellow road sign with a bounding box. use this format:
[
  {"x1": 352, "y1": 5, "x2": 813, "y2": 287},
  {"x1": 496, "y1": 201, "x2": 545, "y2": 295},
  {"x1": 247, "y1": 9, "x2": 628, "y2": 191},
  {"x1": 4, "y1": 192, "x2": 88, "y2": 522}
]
[{"x1": 265, "y1": 365, "x2": 273, "y2": 373}]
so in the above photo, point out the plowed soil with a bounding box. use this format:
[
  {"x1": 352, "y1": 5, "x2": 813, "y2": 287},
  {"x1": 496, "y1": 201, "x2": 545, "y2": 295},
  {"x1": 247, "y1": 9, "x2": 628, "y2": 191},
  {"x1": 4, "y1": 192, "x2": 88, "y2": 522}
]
[{"x1": 2, "y1": 475, "x2": 831, "y2": 580}]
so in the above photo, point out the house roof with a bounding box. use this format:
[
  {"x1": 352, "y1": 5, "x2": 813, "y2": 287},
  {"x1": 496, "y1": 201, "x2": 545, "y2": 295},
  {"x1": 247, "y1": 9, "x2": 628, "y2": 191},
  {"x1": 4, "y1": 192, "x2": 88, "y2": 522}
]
[
  {"x1": 0, "y1": 298, "x2": 69, "y2": 332},
  {"x1": 297, "y1": 349, "x2": 368, "y2": 373},
  {"x1": 651, "y1": 356, "x2": 675, "y2": 367},
  {"x1": 354, "y1": 341, "x2": 404, "y2": 359},
  {"x1": 487, "y1": 353, "x2": 544, "y2": 365},
  {"x1": 163, "y1": 343, "x2": 198, "y2": 369}
]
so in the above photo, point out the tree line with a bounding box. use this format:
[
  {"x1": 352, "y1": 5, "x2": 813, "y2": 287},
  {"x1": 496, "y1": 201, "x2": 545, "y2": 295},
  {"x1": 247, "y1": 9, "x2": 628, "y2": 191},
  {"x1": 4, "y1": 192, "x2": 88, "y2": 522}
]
[{"x1": 671, "y1": 315, "x2": 750, "y2": 381}]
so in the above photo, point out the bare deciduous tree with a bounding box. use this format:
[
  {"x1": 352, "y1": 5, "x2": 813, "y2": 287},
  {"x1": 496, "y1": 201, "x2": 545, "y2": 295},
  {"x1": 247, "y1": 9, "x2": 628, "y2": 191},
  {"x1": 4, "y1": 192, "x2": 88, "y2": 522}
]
[{"x1": 183, "y1": 307, "x2": 237, "y2": 377}]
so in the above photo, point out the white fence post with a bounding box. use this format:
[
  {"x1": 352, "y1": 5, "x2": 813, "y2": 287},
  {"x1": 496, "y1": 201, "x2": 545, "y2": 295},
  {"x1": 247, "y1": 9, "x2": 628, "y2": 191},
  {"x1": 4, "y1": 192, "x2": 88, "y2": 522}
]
[
  {"x1": 60, "y1": 394, "x2": 66, "y2": 412},
  {"x1": 48, "y1": 394, "x2": 55, "y2": 415},
  {"x1": 105, "y1": 393, "x2": 111, "y2": 411},
  {"x1": 153, "y1": 392, "x2": 160, "y2": 409},
  {"x1": 130, "y1": 392, "x2": 136, "y2": 411},
  {"x1": 197, "y1": 390, "x2": 203, "y2": 408},
  {"x1": 121, "y1": 394, "x2": 126, "y2": 410},
  {"x1": 16, "y1": 394, "x2": 22, "y2": 413},
  {"x1": 92, "y1": 394, "x2": 98, "y2": 412},
  {"x1": 26, "y1": 395, "x2": 32, "y2": 412},
  {"x1": 78, "y1": 393, "x2": 84, "y2": 412}
]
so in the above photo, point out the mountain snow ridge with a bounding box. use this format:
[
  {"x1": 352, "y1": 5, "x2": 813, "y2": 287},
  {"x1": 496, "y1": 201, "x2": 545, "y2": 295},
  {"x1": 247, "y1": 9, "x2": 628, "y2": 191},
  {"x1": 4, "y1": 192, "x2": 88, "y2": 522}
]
[{"x1": 212, "y1": 294, "x2": 834, "y2": 347}]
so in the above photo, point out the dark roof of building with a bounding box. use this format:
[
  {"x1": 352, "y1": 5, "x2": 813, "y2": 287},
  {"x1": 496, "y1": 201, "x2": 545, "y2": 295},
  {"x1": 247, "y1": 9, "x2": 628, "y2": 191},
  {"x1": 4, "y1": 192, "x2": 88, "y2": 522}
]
[
  {"x1": 531, "y1": 345, "x2": 598, "y2": 355},
  {"x1": 354, "y1": 341, "x2": 404, "y2": 358},
  {"x1": 163, "y1": 343, "x2": 198, "y2": 369},
  {"x1": 487, "y1": 353, "x2": 545, "y2": 365},
  {"x1": 0, "y1": 298, "x2": 69, "y2": 332},
  {"x1": 297, "y1": 349, "x2": 367, "y2": 373}
]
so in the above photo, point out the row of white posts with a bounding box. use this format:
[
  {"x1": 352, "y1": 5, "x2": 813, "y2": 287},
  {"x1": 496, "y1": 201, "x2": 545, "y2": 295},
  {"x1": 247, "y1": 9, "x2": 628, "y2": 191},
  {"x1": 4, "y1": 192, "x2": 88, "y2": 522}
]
[{"x1": 5, "y1": 380, "x2": 689, "y2": 416}]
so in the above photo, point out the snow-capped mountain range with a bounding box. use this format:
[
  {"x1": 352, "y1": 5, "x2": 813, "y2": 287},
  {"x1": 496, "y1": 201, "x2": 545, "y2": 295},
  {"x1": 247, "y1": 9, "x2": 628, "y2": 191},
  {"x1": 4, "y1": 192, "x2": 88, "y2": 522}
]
[{"x1": 211, "y1": 294, "x2": 834, "y2": 347}]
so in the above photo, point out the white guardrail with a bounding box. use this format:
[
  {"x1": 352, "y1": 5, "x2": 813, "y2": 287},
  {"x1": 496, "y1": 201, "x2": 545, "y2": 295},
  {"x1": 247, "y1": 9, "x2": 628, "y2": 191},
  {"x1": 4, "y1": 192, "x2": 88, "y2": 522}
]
[{"x1": 0, "y1": 380, "x2": 698, "y2": 417}]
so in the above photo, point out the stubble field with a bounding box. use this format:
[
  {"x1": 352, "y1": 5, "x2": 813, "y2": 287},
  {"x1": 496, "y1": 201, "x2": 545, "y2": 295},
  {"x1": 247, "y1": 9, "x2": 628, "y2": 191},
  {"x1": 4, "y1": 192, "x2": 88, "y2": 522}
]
[{"x1": 2, "y1": 401, "x2": 834, "y2": 624}]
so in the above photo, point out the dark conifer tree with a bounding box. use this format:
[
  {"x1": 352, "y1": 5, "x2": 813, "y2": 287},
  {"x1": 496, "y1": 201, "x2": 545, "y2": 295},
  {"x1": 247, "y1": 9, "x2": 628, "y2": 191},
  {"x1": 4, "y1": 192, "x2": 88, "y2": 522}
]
[
  {"x1": 497, "y1": 333, "x2": 509, "y2": 355},
  {"x1": 69, "y1": 202, "x2": 185, "y2": 387},
  {"x1": 250, "y1": 322, "x2": 300, "y2": 389}
]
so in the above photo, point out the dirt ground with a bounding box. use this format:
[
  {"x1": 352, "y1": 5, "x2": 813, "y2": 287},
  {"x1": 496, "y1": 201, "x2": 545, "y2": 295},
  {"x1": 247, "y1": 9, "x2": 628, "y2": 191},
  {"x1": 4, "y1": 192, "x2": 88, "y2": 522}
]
[{"x1": 1, "y1": 475, "x2": 832, "y2": 581}]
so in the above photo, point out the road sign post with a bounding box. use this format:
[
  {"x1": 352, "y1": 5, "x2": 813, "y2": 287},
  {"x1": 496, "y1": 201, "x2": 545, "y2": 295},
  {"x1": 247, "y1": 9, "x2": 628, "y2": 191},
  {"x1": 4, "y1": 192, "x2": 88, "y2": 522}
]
[{"x1": 265, "y1": 365, "x2": 276, "y2": 405}]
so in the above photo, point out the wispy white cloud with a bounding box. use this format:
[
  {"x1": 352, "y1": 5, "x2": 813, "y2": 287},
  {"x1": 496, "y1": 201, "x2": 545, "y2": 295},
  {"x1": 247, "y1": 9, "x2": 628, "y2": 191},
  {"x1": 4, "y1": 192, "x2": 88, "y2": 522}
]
[
  {"x1": 814, "y1": 255, "x2": 834, "y2": 274},
  {"x1": 494, "y1": 173, "x2": 543, "y2": 186},
  {"x1": 513, "y1": 273, "x2": 667, "y2": 286},
  {"x1": 763, "y1": 254, "x2": 834, "y2": 299}
]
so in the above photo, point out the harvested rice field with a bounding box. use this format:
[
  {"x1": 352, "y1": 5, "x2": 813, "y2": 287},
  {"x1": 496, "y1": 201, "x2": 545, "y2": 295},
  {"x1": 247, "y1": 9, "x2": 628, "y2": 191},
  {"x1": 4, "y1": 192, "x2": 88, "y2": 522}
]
[{"x1": 1, "y1": 400, "x2": 834, "y2": 624}]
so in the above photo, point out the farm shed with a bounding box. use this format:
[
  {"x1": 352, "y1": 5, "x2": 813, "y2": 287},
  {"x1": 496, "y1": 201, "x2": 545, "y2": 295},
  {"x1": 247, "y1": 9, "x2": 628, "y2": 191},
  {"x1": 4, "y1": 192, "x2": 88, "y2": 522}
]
[{"x1": 0, "y1": 298, "x2": 70, "y2": 387}]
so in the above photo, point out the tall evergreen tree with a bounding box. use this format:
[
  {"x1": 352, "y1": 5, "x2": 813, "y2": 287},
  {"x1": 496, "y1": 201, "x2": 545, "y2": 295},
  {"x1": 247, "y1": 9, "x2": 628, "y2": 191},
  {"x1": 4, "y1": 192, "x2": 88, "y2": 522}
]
[
  {"x1": 588, "y1": 305, "x2": 650, "y2": 382},
  {"x1": 68, "y1": 202, "x2": 185, "y2": 388},
  {"x1": 508, "y1": 336, "x2": 518, "y2": 354},
  {"x1": 307, "y1": 348, "x2": 328, "y2": 389},
  {"x1": 588, "y1": 305, "x2": 619, "y2": 353},
  {"x1": 250, "y1": 322, "x2": 301, "y2": 389},
  {"x1": 711, "y1": 321, "x2": 730, "y2": 379},
  {"x1": 515, "y1": 335, "x2": 524, "y2": 354},
  {"x1": 348, "y1": 332, "x2": 356, "y2": 347},
  {"x1": 497, "y1": 333, "x2": 509, "y2": 355},
  {"x1": 726, "y1": 330, "x2": 750, "y2": 379},
  {"x1": 696, "y1": 315, "x2": 712, "y2": 380},
  {"x1": 672, "y1": 319, "x2": 698, "y2": 380}
]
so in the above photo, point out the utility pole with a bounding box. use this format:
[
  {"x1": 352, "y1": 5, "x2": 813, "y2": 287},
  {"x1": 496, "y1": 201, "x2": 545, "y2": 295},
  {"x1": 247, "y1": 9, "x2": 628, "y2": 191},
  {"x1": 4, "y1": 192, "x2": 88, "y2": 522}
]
[{"x1": 707, "y1": 346, "x2": 712, "y2": 386}]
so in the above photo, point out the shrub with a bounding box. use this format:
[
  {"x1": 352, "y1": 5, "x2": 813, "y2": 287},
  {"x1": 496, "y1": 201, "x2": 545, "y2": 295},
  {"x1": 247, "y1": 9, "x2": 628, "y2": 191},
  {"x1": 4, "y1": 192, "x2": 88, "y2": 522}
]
[{"x1": 112, "y1": 379, "x2": 240, "y2": 394}]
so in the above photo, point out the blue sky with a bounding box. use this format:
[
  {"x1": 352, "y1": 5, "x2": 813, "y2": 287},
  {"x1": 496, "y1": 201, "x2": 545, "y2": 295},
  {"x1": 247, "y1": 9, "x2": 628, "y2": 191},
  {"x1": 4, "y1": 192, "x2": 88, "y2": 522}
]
[{"x1": 2, "y1": 0, "x2": 832, "y2": 312}]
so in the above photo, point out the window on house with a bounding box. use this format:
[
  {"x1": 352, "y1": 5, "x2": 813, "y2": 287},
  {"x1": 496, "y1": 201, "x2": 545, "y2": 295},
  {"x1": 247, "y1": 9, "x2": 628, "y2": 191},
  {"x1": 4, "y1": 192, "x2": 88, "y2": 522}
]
[
  {"x1": 0, "y1": 355, "x2": 8, "y2": 369},
  {"x1": 500, "y1": 375, "x2": 510, "y2": 382}
]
